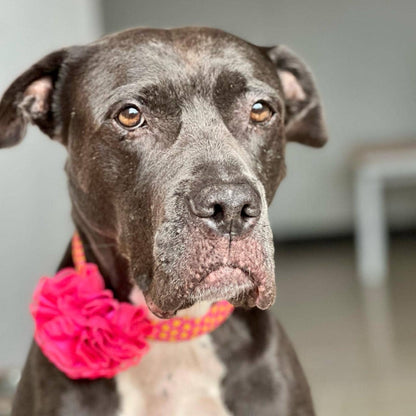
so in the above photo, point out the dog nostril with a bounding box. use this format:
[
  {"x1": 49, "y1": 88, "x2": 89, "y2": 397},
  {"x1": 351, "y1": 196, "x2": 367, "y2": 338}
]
[
  {"x1": 212, "y1": 204, "x2": 224, "y2": 221},
  {"x1": 241, "y1": 204, "x2": 250, "y2": 219},
  {"x1": 241, "y1": 203, "x2": 260, "y2": 219}
]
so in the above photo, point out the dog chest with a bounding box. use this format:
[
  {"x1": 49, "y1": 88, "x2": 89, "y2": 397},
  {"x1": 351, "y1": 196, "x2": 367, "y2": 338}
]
[{"x1": 115, "y1": 334, "x2": 232, "y2": 416}]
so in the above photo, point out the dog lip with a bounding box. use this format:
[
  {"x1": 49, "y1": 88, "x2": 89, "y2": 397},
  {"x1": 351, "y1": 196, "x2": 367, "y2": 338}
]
[
  {"x1": 196, "y1": 263, "x2": 253, "y2": 287},
  {"x1": 195, "y1": 265, "x2": 276, "y2": 310},
  {"x1": 190, "y1": 266, "x2": 256, "y2": 302},
  {"x1": 144, "y1": 292, "x2": 178, "y2": 319},
  {"x1": 144, "y1": 263, "x2": 275, "y2": 318},
  {"x1": 199, "y1": 265, "x2": 254, "y2": 285}
]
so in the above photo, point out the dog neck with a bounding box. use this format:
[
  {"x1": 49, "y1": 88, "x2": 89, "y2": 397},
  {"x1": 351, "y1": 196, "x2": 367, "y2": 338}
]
[{"x1": 71, "y1": 209, "x2": 134, "y2": 302}]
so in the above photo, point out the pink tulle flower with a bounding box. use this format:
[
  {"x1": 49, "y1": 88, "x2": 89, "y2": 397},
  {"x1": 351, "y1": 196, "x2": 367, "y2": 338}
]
[{"x1": 30, "y1": 264, "x2": 152, "y2": 379}]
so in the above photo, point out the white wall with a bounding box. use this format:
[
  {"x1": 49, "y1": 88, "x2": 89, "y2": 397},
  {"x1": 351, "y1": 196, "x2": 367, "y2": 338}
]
[
  {"x1": 102, "y1": 0, "x2": 416, "y2": 238},
  {"x1": 0, "y1": 0, "x2": 102, "y2": 367}
]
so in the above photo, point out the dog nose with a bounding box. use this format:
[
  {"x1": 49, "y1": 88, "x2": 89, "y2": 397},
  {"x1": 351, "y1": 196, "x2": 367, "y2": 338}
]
[{"x1": 189, "y1": 184, "x2": 261, "y2": 236}]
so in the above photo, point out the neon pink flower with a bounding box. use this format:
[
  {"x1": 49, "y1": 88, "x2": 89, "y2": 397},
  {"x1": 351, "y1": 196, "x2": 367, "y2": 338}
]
[{"x1": 31, "y1": 264, "x2": 151, "y2": 379}]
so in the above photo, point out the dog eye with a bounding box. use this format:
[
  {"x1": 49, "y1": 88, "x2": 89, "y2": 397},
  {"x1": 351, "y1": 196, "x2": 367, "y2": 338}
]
[
  {"x1": 116, "y1": 106, "x2": 146, "y2": 129},
  {"x1": 250, "y1": 101, "x2": 273, "y2": 123}
]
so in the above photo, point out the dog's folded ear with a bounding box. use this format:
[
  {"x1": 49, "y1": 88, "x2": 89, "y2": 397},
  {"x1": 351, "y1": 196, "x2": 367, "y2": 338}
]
[
  {"x1": 0, "y1": 48, "x2": 73, "y2": 148},
  {"x1": 264, "y1": 45, "x2": 328, "y2": 147}
]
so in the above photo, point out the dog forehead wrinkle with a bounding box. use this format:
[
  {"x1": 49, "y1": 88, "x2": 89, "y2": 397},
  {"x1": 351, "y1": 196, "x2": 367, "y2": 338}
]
[
  {"x1": 79, "y1": 31, "x2": 264, "y2": 107},
  {"x1": 175, "y1": 36, "x2": 257, "y2": 76}
]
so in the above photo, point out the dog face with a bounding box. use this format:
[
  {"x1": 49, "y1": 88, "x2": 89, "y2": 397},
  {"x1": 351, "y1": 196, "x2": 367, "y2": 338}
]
[{"x1": 0, "y1": 27, "x2": 327, "y2": 318}]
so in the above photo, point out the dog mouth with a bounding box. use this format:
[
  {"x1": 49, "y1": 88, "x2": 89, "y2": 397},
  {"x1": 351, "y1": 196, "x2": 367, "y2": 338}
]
[
  {"x1": 143, "y1": 221, "x2": 276, "y2": 319},
  {"x1": 190, "y1": 266, "x2": 257, "y2": 306},
  {"x1": 143, "y1": 264, "x2": 273, "y2": 319}
]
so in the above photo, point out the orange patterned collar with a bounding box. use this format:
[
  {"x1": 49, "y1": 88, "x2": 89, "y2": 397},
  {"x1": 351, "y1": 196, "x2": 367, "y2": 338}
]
[{"x1": 72, "y1": 233, "x2": 234, "y2": 343}]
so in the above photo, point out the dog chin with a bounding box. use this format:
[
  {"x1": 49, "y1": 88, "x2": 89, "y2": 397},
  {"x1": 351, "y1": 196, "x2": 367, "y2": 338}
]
[
  {"x1": 141, "y1": 265, "x2": 275, "y2": 319},
  {"x1": 191, "y1": 265, "x2": 276, "y2": 311},
  {"x1": 190, "y1": 266, "x2": 257, "y2": 304}
]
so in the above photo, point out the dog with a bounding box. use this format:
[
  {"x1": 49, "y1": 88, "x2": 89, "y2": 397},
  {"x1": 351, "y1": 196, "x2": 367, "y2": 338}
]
[{"x1": 0, "y1": 27, "x2": 327, "y2": 416}]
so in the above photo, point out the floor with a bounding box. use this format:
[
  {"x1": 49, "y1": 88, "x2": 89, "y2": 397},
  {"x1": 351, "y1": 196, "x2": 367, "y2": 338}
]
[
  {"x1": 1, "y1": 236, "x2": 415, "y2": 415},
  {"x1": 273, "y1": 235, "x2": 416, "y2": 416}
]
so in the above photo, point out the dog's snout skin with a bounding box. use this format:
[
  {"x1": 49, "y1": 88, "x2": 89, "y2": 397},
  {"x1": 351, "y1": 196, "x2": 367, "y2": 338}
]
[
  {"x1": 1, "y1": 27, "x2": 328, "y2": 416},
  {"x1": 189, "y1": 183, "x2": 261, "y2": 236}
]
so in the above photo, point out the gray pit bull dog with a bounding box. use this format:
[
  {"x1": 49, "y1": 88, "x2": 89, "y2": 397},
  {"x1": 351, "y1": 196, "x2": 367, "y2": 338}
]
[{"x1": 0, "y1": 27, "x2": 327, "y2": 415}]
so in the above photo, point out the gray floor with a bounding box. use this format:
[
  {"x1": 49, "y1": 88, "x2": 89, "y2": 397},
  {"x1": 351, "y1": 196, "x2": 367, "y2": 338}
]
[{"x1": 273, "y1": 235, "x2": 416, "y2": 416}]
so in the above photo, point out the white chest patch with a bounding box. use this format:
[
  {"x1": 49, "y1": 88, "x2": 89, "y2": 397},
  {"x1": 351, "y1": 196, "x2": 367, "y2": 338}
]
[{"x1": 116, "y1": 334, "x2": 232, "y2": 416}]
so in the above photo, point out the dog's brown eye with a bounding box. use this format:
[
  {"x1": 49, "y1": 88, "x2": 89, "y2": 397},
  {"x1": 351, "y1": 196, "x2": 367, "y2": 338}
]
[
  {"x1": 250, "y1": 101, "x2": 273, "y2": 123},
  {"x1": 117, "y1": 106, "x2": 145, "y2": 128}
]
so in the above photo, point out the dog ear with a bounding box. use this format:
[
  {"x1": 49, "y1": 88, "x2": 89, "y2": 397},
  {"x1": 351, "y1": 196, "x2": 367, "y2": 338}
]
[
  {"x1": 264, "y1": 45, "x2": 328, "y2": 147},
  {"x1": 0, "y1": 48, "x2": 72, "y2": 148}
]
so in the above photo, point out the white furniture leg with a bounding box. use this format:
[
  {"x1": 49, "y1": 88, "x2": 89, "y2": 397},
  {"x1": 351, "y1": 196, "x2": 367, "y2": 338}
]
[{"x1": 354, "y1": 167, "x2": 388, "y2": 285}]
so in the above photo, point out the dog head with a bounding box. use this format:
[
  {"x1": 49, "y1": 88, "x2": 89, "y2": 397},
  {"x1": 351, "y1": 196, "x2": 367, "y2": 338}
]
[{"x1": 0, "y1": 27, "x2": 327, "y2": 318}]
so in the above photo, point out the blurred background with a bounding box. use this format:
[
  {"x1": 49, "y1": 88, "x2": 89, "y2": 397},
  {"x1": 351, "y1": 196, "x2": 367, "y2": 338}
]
[{"x1": 0, "y1": 0, "x2": 415, "y2": 415}]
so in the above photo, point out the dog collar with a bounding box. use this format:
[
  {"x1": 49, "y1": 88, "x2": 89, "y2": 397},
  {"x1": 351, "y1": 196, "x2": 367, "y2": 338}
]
[{"x1": 31, "y1": 232, "x2": 234, "y2": 379}]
